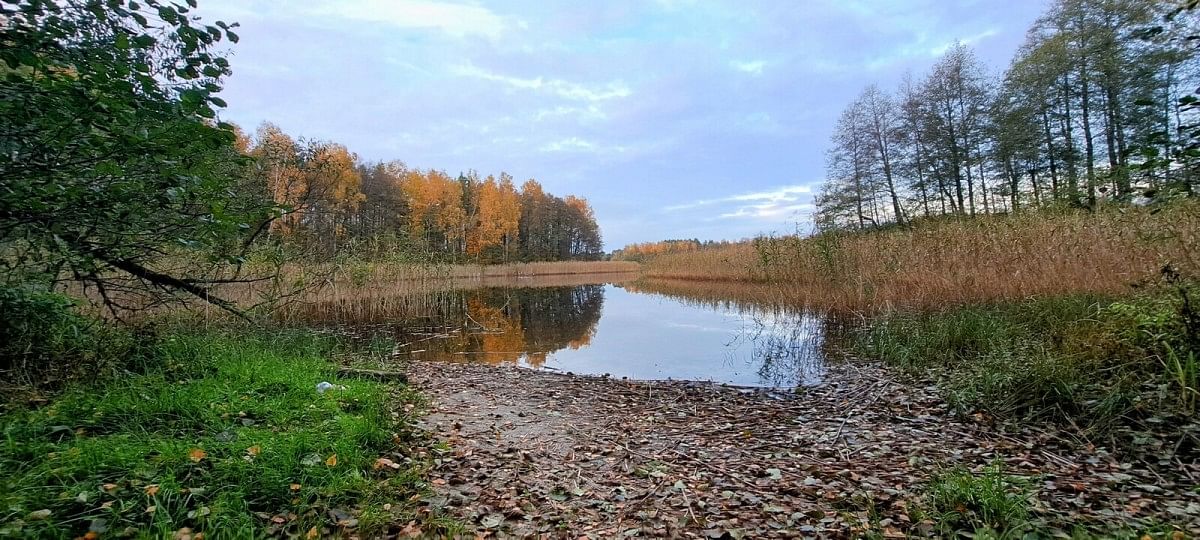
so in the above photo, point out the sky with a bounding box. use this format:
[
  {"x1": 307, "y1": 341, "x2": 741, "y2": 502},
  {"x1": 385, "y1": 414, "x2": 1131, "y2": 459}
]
[{"x1": 199, "y1": 0, "x2": 1050, "y2": 249}]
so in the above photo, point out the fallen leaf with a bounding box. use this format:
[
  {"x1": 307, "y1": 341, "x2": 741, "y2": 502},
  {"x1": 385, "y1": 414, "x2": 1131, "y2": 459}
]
[
  {"x1": 290, "y1": 483, "x2": 302, "y2": 491},
  {"x1": 398, "y1": 521, "x2": 422, "y2": 538},
  {"x1": 144, "y1": 484, "x2": 160, "y2": 496},
  {"x1": 325, "y1": 454, "x2": 338, "y2": 467},
  {"x1": 305, "y1": 526, "x2": 319, "y2": 539},
  {"x1": 188, "y1": 448, "x2": 206, "y2": 462},
  {"x1": 480, "y1": 513, "x2": 504, "y2": 529},
  {"x1": 28, "y1": 509, "x2": 51, "y2": 521},
  {"x1": 374, "y1": 457, "x2": 400, "y2": 470},
  {"x1": 247, "y1": 445, "x2": 261, "y2": 457}
]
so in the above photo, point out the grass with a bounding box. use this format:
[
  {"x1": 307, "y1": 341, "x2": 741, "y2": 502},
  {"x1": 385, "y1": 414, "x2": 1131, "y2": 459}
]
[
  {"x1": 0, "y1": 328, "x2": 432, "y2": 539},
  {"x1": 848, "y1": 285, "x2": 1199, "y2": 436},
  {"x1": 923, "y1": 461, "x2": 1032, "y2": 536},
  {"x1": 639, "y1": 203, "x2": 1200, "y2": 312}
]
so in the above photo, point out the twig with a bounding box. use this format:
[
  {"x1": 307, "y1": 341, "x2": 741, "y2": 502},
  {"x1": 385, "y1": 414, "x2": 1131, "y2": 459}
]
[{"x1": 680, "y1": 487, "x2": 699, "y2": 526}]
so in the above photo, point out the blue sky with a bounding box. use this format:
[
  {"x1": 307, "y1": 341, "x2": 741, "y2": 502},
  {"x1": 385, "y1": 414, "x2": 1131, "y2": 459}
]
[{"x1": 201, "y1": 0, "x2": 1049, "y2": 249}]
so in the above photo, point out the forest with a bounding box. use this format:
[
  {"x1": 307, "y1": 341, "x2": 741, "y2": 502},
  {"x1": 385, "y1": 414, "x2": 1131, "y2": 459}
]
[{"x1": 241, "y1": 123, "x2": 603, "y2": 263}]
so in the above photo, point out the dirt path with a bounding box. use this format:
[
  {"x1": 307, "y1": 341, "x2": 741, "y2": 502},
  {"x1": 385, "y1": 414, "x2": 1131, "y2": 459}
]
[{"x1": 407, "y1": 361, "x2": 1199, "y2": 538}]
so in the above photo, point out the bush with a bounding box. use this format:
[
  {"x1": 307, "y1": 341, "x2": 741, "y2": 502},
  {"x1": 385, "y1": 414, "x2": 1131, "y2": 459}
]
[{"x1": 0, "y1": 286, "x2": 157, "y2": 387}]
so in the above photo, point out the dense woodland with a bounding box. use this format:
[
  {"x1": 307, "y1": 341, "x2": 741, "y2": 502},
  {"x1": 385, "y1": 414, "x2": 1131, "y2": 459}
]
[
  {"x1": 817, "y1": 0, "x2": 1200, "y2": 228},
  {"x1": 240, "y1": 123, "x2": 603, "y2": 263}
]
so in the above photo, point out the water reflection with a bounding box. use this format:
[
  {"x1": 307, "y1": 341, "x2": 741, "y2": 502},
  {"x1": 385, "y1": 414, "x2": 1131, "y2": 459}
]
[{"x1": 292, "y1": 275, "x2": 828, "y2": 388}]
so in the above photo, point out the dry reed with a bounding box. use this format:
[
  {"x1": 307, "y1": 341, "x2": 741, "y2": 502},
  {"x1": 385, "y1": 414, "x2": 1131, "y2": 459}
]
[
  {"x1": 641, "y1": 203, "x2": 1200, "y2": 312},
  {"x1": 282, "y1": 260, "x2": 639, "y2": 284}
]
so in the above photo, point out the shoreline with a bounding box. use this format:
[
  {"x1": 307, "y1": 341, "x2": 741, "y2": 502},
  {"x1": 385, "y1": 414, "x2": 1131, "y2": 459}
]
[{"x1": 408, "y1": 358, "x2": 1200, "y2": 538}]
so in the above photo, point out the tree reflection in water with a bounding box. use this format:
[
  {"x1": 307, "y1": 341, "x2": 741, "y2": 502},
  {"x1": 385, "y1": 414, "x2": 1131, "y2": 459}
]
[
  {"x1": 448, "y1": 285, "x2": 605, "y2": 367},
  {"x1": 291, "y1": 275, "x2": 836, "y2": 387},
  {"x1": 293, "y1": 283, "x2": 607, "y2": 367}
]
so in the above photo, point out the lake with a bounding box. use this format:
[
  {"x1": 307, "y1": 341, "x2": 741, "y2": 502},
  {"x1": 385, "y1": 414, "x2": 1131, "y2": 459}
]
[{"x1": 291, "y1": 274, "x2": 828, "y2": 388}]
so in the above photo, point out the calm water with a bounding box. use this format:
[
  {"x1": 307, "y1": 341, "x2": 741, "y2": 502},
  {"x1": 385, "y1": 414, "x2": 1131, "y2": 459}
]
[{"x1": 302, "y1": 276, "x2": 827, "y2": 388}]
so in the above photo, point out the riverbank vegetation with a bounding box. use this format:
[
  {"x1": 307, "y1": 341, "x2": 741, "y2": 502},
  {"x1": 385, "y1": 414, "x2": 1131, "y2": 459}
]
[
  {"x1": 286, "y1": 260, "x2": 638, "y2": 289},
  {"x1": 638, "y1": 204, "x2": 1196, "y2": 309}
]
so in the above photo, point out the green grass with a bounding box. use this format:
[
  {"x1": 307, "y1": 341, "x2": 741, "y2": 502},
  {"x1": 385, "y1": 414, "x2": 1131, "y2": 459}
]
[
  {"x1": 924, "y1": 461, "x2": 1032, "y2": 536},
  {"x1": 0, "y1": 329, "x2": 429, "y2": 539},
  {"x1": 850, "y1": 286, "x2": 1198, "y2": 431}
]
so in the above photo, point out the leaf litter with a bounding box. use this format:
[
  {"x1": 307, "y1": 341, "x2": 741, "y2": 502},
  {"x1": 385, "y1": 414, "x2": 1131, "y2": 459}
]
[{"x1": 407, "y1": 359, "x2": 1199, "y2": 538}]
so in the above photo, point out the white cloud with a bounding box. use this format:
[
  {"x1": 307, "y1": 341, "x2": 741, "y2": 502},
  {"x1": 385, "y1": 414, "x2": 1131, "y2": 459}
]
[
  {"x1": 730, "y1": 59, "x2": 766, "y2": 76},
  {"x1": 534, "y1": 105, "x2": 608, "y2": 122},
  {"x1": 665, "y1": 184, "x2": 813, "y2": 212},
  {"x1": 663, "y1": 185, "x2": 815, "y2": 222},
  {"x1": 453, "y1": 64, "x2": 632, "y2": 102},
  {"x1": 310, "y1": 0, "x2": 514, "y2": 39},
  {"x1": 717, "y1": 203, "x2": 813, "y2": 220},
  {"x1": 928, "y1": 28, "x2": 999, "y2": 56},
  {"x1": 863, "y1": 27, "x2": 1002, "y2": 71},
  {"x1": 539, "y1": 137, "x2": 629, "y2": 155},
  {"x1": 540, "y1": 137, "x2": 595, "y2": 152}
]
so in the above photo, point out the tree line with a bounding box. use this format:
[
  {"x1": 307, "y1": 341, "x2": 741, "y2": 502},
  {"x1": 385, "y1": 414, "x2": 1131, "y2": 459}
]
[
  {"x1": 612, "y1": 239, "x2": 738, "y2": 261},
  {"x1": 241, "y1": 123, "x2": 603, "y2": 263},
  {"x1": 817, "y1": 0, "x2": 1200, "y2": 229}
]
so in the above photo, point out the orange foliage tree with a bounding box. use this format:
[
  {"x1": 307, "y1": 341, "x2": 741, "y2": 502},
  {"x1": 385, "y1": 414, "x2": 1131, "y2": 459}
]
[{"x1": 242, "y1": 123, "x2": 601, "y2": 262}]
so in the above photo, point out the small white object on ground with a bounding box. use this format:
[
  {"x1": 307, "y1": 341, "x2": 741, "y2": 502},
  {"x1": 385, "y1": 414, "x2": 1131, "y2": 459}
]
[{"x1": 316, "y1": 381, "x2": 346, "y2": 394}]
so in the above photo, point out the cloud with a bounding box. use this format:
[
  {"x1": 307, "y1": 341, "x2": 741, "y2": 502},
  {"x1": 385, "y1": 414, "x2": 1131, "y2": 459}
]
[
  {"x1": 717, "y1": 202, "x2": 813, "y2": 220},
  {"x1": 539, "y1": 137, "x2": 627, "y2": 154},
  {"x1": 661, "y1": 185, "x2": 815, "y2": 222},
  {"x1": 309, "y1": 0, "x2": 514, "y2": 39},
  {"x1": 730, "y1": 60, "x2": 766, "y2": 76},
  {"x1": 928, "y1": 28, "x2": 999, "y2": 56},
  {"x1": 453, "y1": 64, "x2": 632, "y2": 102},
  {"x1": 534, "y1": 105, "x2": 608, "y2": 123},
  {"x1": 861, "y1": 27, "x2": 1002, "y2": 71},
  {"x1": 665, "y1": 184, "x2": 813, "y2": 212}
]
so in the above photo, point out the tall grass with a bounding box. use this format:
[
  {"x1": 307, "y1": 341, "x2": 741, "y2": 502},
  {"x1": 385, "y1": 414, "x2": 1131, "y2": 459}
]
[{"x1": 641, "y1": 204, "x2": 1200, "y2": 312}]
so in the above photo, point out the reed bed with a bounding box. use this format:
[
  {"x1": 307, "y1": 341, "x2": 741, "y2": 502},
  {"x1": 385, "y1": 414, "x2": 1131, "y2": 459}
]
[
  {"x1": 223, "y1": 270, "x2": 637, "y2": 325},
  {"x1": 290, "y1": 260, "x2": 640, "y2": 285},
  {"x1": 641, "y1": 203, "x2": 1200, "y2": 312}
]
